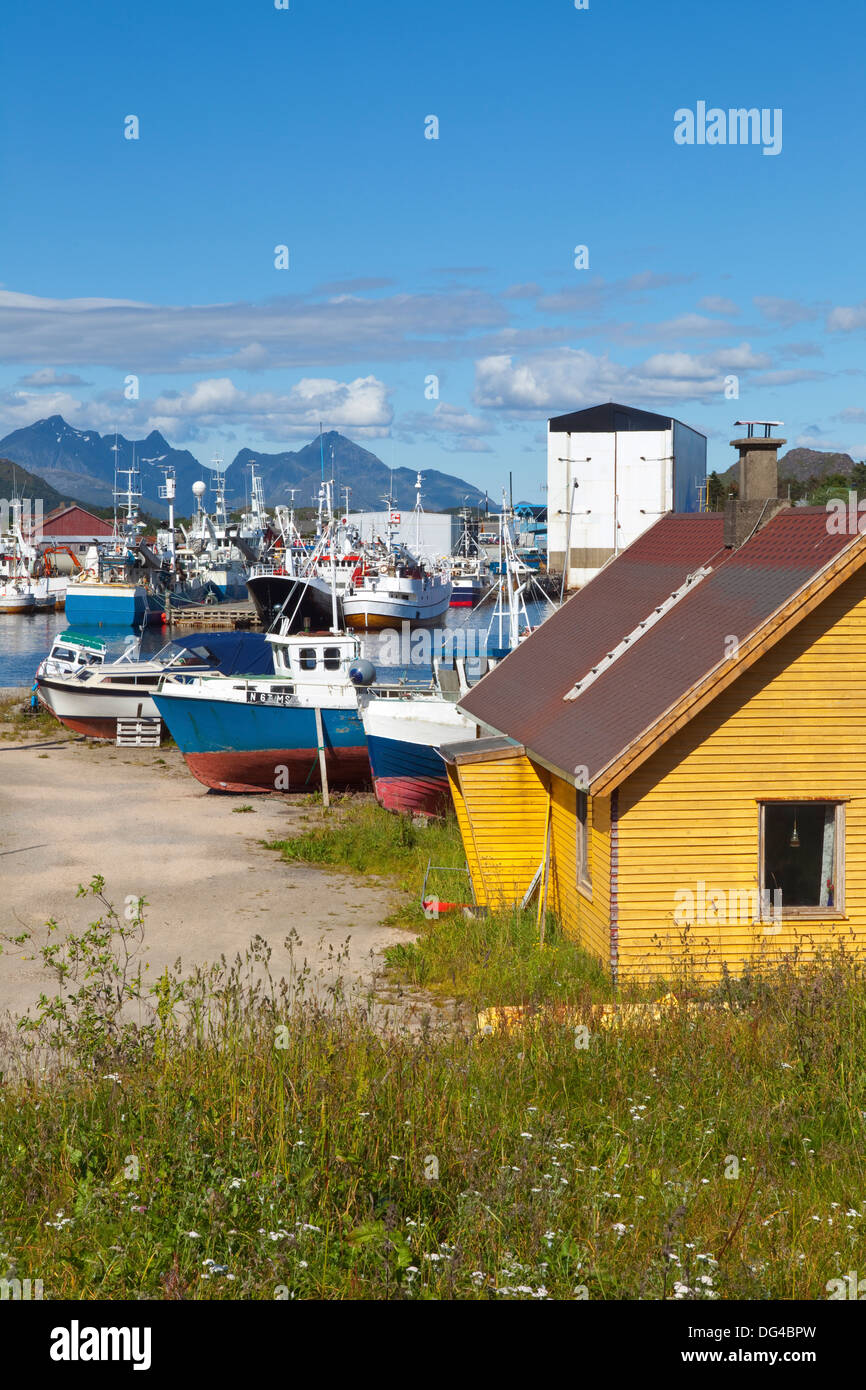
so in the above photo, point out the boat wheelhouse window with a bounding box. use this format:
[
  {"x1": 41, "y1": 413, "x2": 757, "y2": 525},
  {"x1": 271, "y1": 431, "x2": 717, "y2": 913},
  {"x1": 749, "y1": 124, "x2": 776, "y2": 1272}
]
[
  {"x1": 576, "y1": 790, "x2": 592, "y2": 895},
  {"x1": 760, "y1": 801, "x2": 843, "y2": 914},
  {"x1": 298, "y1": 648, "x2": 317, "y2": 670},
  {"x1": 53, "y1": 648, "x2": 75, "y2": 662},
  {"x1": 323, "y1": 647, "x2": 342, "y2": 670}
]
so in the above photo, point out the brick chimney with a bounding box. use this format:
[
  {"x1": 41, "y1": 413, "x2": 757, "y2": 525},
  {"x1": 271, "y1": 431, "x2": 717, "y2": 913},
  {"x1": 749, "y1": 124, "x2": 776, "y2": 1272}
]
[{"x1": 723, "y1": 420, "x2": 789, "y2": 548}]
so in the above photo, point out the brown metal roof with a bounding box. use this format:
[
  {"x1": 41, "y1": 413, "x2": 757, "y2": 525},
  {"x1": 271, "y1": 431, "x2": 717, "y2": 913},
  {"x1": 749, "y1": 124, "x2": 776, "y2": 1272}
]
[{"x1": 460, "y1": 508, "x2": 861, "y2": 788}]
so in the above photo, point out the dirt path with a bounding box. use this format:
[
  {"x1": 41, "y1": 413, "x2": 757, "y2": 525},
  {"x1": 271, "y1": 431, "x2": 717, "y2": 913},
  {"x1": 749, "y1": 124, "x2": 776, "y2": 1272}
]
[{"x1": 0, "y1": 725, "x2": 422, "y2": 1025}]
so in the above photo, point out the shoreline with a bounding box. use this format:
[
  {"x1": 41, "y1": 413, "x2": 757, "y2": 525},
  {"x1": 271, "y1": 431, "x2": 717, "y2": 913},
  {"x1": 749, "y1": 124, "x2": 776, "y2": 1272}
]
[{"x1": 0, "y1": 716, "x2": 421, "y2": 1026}]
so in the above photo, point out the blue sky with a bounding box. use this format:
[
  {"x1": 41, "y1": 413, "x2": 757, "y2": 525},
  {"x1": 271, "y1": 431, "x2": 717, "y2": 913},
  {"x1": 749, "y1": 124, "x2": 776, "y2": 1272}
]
[{"x1": 1, "y1": 0, "x2": 864, "y2": 497}]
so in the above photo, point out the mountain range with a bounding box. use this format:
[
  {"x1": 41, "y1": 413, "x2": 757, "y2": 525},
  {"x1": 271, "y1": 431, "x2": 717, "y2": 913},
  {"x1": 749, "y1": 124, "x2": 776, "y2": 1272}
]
[{"x1": 0, "y1": 417, "x2": 490, "y2": 517}]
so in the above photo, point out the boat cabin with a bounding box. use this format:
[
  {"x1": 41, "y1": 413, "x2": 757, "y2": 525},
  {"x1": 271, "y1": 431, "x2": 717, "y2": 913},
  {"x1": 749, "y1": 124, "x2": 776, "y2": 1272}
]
[
  {"x1": 267, "y1": 631, "x2": 362, "y2": 682},
  {"x1": 37, "y1": 630, "x2": 108, "y2": 678}
]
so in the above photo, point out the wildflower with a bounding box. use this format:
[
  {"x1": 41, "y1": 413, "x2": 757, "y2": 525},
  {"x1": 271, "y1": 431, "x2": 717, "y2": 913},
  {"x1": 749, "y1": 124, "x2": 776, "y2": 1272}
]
[
  {"x1": 185, "y1": 1231, "x2": 201, "y2": 1239},
  {"x1": 612, "y1": 1223, "x2": 627, "y2": 1236},
  {"x1": 520, "y1": 1132, "x2": 533, "y2": 1139}
]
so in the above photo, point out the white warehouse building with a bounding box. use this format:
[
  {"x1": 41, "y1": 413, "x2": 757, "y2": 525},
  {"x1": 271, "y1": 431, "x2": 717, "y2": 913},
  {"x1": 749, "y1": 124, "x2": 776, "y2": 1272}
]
[
  {"x1": 349, "y1": 509, "x2": 460, "y2": 563},
  {"x1": 547, "y1": 402, "x2": 707, "y2": 590}
]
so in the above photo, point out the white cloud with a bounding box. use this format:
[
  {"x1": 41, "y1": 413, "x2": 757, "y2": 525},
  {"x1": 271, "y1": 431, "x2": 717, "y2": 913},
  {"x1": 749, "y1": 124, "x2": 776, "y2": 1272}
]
[
  {"x1": 473, "y1": 343, "x2": 773, "y2": 415},
  {"x1": 396, "y1": 401, "x2": 495, "y2": 452},
  {"x1": 147, "y1": 374, "x2": 393, "y2": 439},
  {"x1": 16, "y1": 368, "x2": 90, "y2": 388},
  {"x1": 697, "y1": 295, "x2": 739, "y2": 315},
  {"x1": 0, "y1": 374, "x2": 394, "y2": 443},
  {"x1": 0, "y1": 387, "x2": 88, "y2": 429},
  {"x1": 754, "y1": 295, "x2": 820, "y2": 327},
  {"x1": 826, "y1": 302, "x2": 866, "y2": 333},
  {"x1": 0, "y1": 287, "x2": 507, "y2": 373}
]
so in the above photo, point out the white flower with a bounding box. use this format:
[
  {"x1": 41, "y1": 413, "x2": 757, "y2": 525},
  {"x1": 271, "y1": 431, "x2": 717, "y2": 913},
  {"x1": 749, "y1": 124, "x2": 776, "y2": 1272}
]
[{"x1": 185, "y1": 1231, "x2": 201, "y2": 1239}]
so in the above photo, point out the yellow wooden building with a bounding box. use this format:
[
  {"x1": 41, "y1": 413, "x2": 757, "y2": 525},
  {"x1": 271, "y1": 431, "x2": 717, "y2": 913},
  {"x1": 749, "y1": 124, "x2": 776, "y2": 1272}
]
[{"x1": 451, "y1": 435, "x2": 866, "y2": 982}]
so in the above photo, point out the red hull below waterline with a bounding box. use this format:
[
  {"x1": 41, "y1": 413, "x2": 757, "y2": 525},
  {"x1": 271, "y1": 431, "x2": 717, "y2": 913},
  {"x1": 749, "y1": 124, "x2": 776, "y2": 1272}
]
[
  {"x1": 373, "y1": 774, "x2": 451, "y2": 818},
  {"x1": 449, "y1": 599, "x2": 475, "y2": 607},
  {"x1": 183, "y1": 746, "x2": 371, "y2": 795},
  {"x1": 55, "y1": 713, "x2": 151, "y2": 741}
]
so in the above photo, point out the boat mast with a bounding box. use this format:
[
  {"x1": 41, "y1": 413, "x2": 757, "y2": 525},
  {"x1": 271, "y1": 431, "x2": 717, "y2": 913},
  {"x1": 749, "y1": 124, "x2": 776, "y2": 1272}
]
[{"x1": 158, "y1": 466, "x2": 177, "y2": 569}]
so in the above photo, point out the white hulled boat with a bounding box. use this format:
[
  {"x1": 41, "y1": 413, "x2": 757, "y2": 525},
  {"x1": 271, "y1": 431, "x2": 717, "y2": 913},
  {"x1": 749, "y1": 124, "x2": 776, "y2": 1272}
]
[{"x1": 342, "y1": 475, "x2": 451, "y2": 631}]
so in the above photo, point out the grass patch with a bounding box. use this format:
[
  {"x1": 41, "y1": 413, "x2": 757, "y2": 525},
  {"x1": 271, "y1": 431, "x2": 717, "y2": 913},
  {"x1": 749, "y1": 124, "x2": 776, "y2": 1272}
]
[
  {"x1": 0, "y1": 697, "x2": 61, "y2": 741},
  {"x1": 267, "y1": 796, "x2": 608, "y2": 1009},
  {"x1": 1, "y1": 884, "x2": 865, "y2": 1300},
  {"x1": 267, "y1": 796, "x2": 466, "y2": 888},
  {"x1": 232, "y1": 804, "x2": 255, "y2": 814},
  {"x1": 385, "y1": 907, "x2": 612, "y2": 1010}
]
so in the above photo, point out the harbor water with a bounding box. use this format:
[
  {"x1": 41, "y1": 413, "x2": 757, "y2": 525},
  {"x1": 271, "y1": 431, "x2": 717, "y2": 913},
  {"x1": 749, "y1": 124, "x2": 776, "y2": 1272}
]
[{"x1": 0, "y1": 593, "x2": 557, "y2": 690}]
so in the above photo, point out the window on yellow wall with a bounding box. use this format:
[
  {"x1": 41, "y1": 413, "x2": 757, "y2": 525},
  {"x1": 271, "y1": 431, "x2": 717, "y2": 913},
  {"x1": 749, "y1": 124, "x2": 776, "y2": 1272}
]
[
  {"x1": 760, "y1": 801, "x2": 843, "y2": 916},
  {"x1": 577, "y1": 790, "x2": 592, "y2": 896}
]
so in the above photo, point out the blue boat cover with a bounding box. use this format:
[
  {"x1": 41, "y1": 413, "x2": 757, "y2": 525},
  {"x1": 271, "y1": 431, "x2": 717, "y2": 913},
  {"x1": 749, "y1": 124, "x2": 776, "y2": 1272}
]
[{"x1": 172, "y1": 631, "x2": 274, "y2": 675}]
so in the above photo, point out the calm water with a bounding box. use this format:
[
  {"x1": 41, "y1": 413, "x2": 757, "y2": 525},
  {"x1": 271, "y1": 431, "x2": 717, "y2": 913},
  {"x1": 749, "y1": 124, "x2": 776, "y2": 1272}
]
[{"x1": 0, "y1": 593, "x2": 556, "y2": 688}]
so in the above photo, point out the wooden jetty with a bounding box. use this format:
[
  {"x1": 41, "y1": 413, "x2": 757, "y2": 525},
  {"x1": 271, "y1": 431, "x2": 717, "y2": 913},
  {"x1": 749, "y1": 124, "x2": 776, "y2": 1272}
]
[{"x1": 167, "y1": 599, "x2": 261, "y2": 630}]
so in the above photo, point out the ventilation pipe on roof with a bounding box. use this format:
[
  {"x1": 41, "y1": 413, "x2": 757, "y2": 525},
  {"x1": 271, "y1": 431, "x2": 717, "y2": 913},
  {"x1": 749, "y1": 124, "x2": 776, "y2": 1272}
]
[{"x1": 723, "y1": 421, "x2": 789, "y2": 548}]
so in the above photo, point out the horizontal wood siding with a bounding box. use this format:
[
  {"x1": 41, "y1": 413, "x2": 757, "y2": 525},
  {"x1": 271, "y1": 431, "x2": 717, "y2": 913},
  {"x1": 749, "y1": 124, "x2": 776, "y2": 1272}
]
[
  {"x1": 616, "y1": 566, "x2": 866, "y2": 980},
  {"x1": 447, "y1": 766, "x2": 485, "y2": 902},
  {"x1": 548, "y1": 774, "x2": 611, "y2": 962},
  {"x1": 456, "y1": 755, "x2": 549, "y2": 906}
]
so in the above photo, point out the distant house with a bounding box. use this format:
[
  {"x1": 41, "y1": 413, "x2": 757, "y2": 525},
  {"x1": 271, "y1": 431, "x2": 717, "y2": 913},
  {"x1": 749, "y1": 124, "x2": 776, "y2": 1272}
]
[
  {"x1": 547, "y1": 402, "x2": 707, "y2": 590},
  {"x1": 450, "y1": 425, "x2": 866, "y2": 982},
  {"x1": 34, "y1": 504, "x2": 114, "y2": 556}
]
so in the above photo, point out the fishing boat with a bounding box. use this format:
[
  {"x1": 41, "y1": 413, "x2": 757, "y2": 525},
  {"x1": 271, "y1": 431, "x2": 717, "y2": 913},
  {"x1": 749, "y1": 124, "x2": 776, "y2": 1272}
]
[
  {"x1": 65, "y1": 447, "x2": 167, "y2": 627},
  {"x1": 342, "y1": 477, "x2": 451, "y2": 631},
  {"x1": 246, "y1": 484, "x2": 361, "y2": 629},
  {"x1": 449, "y1": 506, "x2": 490, "y2": 608},
  {"x1": 0, "y1": 580, "x2": 36, "y2": 614},
  {"x1": 36, "y1": 631, "x2": 273, "y2": 739},
  {"x1": 355, "y1": 509, "x2": 556, "y2": 817},
  {"x1": 152, "y1": 629, "x2": 373, "y2": 793},
  {"x1": 0, "y1": 498, "x2": 59, "y2": 610},
  {"x1": 357, "y1": 664, "x2": 479, "y2": 816}
]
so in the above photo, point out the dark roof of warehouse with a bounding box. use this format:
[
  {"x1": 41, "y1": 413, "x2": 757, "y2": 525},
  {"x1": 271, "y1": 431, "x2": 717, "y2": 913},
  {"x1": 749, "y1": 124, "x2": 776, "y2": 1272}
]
[
  {"x1": 459, "y1": 508, "x2": 864, "y2": 790},
  {"x1": 548, "y1": 402, "x2": 705, "y2": 436}
]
